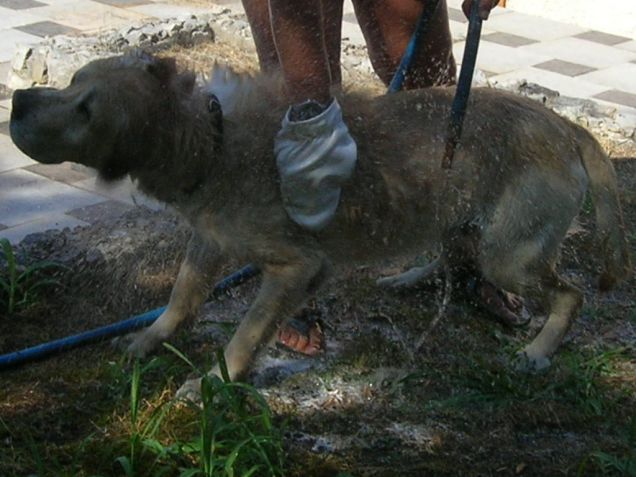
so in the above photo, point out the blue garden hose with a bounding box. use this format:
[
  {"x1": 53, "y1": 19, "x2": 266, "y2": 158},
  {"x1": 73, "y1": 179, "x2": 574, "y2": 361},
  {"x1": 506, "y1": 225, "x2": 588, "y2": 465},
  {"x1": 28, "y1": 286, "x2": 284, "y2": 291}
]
[
  {"x1": 0, "y1": 264, "x2": 259, "y2": 369},
  {"x1": 0, "y1": 2, "x2": 483, "y2": 370}
]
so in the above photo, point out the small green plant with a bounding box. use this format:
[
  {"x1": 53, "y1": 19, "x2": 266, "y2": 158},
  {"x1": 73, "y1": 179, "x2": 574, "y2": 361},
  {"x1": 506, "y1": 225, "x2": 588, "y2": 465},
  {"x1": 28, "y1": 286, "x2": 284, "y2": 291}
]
[
  {"x1": 0, "y1": 238, "x2": 65, "y2": 314},
  {"x1": 116, "y1": 358, "x2": 173, "y2": 477},
  {"x1": 116, "y1": 347, "x2": 285, "y2": 477},
  {"x1": 167, "y1": 345, "x2": 285, "y2": 477},
  {"x1": 580, "y1": 417, "x2": 636, "y2": 476},
  {"x1": 591, "y1": 451, "x2": 636, "y2": 476}
]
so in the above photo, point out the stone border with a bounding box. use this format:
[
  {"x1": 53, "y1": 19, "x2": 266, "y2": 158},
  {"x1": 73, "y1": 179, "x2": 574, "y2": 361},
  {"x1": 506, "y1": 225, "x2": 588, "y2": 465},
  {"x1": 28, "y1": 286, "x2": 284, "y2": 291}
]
[{"x1": 7, "y1": 6, "x2": 635, "y2": 147}]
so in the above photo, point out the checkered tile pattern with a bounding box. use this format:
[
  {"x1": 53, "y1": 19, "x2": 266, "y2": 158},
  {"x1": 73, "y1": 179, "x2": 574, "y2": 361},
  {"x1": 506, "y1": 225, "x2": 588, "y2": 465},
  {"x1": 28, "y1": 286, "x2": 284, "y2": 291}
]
[{"x1": 0, "y1": 0, "x2": 635, "y2": 243}]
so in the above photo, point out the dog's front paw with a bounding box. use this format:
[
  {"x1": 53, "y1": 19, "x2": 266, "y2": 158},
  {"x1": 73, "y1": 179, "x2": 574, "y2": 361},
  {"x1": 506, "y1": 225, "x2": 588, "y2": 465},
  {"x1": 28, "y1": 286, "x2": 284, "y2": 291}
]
[
  {"x1": 514, "y1": 349, "x2": 551, "y2": 373},
  {"x1": 125, "y1": 329, "x2": 165, "y2": 358},
  {"x1": 176, "y1": 377, "x2": 203, "y2": 403}
]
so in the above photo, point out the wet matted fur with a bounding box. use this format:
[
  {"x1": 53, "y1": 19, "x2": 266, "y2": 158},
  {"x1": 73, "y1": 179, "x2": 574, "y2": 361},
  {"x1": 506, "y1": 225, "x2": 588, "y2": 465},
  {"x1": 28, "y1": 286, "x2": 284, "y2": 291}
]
[{"x1": 10, "y1": 52, "x2": 631, "y2": 397}]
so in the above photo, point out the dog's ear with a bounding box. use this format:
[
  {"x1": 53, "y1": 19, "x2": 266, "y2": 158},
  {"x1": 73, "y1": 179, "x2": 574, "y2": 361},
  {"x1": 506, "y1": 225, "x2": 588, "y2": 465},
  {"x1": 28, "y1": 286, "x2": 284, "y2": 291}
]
[
  {"x1": 127, "y1": 50, "x2": 178, "y2": 86},
  {"x1": 145, "y1": 57, "x2": 178, "y2": 86},
  {"x1": 175, "y1": 71, "x2": 196, "y2": 95},
  {"x1": 139, "y1": 53, "x2": 194, "y2": 94}
]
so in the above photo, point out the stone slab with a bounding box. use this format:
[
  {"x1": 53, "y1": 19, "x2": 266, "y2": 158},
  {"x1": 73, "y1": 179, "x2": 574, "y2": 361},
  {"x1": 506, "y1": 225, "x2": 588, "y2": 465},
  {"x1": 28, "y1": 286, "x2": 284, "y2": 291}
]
[
  {"x1": 533, "y1": 59, "x2": 597, "y2": 77},
  {"x1": 128, "y1": 3, "x2": 212, "y2": 19},
  {"x1": 0, "y1": 133, "x2": 37, "y2": 173},
  {"x1": 0, "y1": 0, "x2": 47, "y2": 9},
  {"x1": 0, "y1": 29, "x2": 41, "y2": 62},
  {"x1": 521, "y1": 37, "x2": 636, "y2": 69},
  {"x1": 489, "y1": 67, "x2": 611, "y2": 100},
  {"x1": 341, "y1": 19, "x2": 365, "y2": 46},
  {"x1": 483, "y1": 10, "x2": 587, "y2": 41},
  {"x1": 0, "y1": 168, "x2": 106, "y2": 226},
  {"x1": 33, "y1": 0, "x2": 147, "y2": 33},
  {"x1": 447, "y1": 7, "x2": 467, "y2": 24},
  {"x1": 24, "y1": 162, "x2": 94, "y2": 184},
  {"x1": 481, "y1": 31, "x2": 537, "y2": 47},
  {"x1": 92, "y1": 0, "x2": 151, "y2": 7},
  {"x1": 574, "y1": 30, "x2": 632, "y2": 46},
  {"x1": 616, "y1": 40, "x2": 636, "y2": 53},
  {"x1": 16, "y1": 20, "x2": 81, "y2": 37},
  {"x1": 593, "y1": 90, "x2": 636, "y2": 110},
  {"x1": 454, "y1": 39, "x2": 551, "y2": 74},
  {"x1": 0, "y1": 6, "x2": 44, "y2": 29},
  {"x1": 578, "y1": 63, "x2": 636, "y2": 95}
]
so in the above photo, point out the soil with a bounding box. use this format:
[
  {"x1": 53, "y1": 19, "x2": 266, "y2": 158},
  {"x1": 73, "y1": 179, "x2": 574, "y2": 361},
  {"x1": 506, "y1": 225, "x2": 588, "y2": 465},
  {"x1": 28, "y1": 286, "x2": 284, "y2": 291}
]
[{"x1": 0, "y1": 41, "x2": 635, "y2": 477}]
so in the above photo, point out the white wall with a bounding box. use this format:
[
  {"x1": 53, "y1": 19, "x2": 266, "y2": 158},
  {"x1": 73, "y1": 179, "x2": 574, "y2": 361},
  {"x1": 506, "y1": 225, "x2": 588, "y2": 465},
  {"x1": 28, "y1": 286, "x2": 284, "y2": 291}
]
[{"x1": 505, "y1": 0, "x2": 636, "y2": 39}]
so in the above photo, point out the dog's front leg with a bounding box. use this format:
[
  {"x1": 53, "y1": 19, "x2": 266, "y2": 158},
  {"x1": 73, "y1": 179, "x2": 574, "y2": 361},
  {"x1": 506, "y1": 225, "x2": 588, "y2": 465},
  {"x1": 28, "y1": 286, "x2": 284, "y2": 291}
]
[
  {"x1": 178, "y1": 257, "x2": 322, "y2": 398},
  {"x1": 127, "y1": 233, "x2": 220, "y2": 357}
]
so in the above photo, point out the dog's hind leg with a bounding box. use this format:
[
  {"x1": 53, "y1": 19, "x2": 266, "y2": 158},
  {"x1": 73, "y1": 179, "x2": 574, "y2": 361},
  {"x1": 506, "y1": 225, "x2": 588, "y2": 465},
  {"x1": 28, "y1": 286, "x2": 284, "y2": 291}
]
[
  {"x1": 178, "y1": 252, "x2": 325, "y2": 399},
  {"x1": 376, "y1": 257, "x2": 442, "y2": 288},
  {"x1": 479, "y1": 171, "x2": 586, "y2": 370},
  {"x1": 517, "y1": 272, "x2": 582, "y2": 370},
  {"x1": 126, "y1": 233, "x2": 220, "y2": 357},
  {"x1": 481, "y1": 244, "x2": 582, "y2": 371}
]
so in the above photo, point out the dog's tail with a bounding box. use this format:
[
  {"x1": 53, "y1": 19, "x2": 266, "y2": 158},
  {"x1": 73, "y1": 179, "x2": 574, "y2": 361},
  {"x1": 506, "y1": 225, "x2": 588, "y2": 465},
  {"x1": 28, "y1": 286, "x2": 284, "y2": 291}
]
[{"x1": 576, "y1": 126, "x2": 632, "y2": 290}]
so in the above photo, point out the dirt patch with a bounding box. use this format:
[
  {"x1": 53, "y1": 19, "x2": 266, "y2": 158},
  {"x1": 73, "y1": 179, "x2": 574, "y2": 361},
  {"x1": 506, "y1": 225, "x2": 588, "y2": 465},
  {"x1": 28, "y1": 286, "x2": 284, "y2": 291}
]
[{"x1": 1, "y1": 39, "x2": 635, "y2": 477}]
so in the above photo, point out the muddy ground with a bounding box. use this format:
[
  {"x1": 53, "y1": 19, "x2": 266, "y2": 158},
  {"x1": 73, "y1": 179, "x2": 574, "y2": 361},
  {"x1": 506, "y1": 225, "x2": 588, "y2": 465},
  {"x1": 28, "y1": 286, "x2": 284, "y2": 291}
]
[{"x1": 1, "y1": 41, "x2": 635, "y2": 477}]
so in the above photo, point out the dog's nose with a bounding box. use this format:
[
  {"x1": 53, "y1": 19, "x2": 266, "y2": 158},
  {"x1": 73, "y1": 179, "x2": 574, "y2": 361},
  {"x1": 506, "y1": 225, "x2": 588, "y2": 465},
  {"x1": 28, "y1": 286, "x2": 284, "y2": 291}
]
[
  {"x1": 11, "y1": 89, "x2": 43, "y2": 121},
  {"x1": 11, "y1": 89, "x2": 31, "y2": 121}
]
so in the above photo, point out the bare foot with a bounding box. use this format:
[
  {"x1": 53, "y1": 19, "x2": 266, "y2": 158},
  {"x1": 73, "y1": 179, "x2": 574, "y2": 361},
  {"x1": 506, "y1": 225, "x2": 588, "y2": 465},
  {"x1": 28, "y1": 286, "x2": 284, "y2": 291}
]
[
  {"x1": 277, "y1": 317, "x2": 324, "y2": 356},
  {"x1": 475, "y1": 280, "x2": 529, "y2": 327}
]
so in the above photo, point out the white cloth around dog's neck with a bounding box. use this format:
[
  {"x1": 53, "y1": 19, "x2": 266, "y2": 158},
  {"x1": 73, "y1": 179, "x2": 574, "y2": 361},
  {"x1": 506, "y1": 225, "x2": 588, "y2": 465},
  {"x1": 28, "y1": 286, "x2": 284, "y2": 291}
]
[{"x1": 275, "y1": 98, "x2": 357, "y2": 231}]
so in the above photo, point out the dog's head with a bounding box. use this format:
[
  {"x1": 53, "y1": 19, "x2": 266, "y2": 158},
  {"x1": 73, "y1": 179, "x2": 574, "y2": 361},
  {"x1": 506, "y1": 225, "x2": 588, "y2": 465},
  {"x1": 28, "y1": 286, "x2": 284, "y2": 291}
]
[{"x1": 10, "y1": 52, "x2": 195, "y2": 181}]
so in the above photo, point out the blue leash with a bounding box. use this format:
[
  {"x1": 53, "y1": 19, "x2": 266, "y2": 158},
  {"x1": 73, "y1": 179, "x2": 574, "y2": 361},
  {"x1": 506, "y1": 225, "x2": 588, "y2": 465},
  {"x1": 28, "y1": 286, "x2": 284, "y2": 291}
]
[
  {"x1": 443, "y1": 0, "x2": 483, "y2": 168},
  {"x1": 0, "y1": 2, "x2": 483, "y2": 370},
  {"x1": 387, "y1": 0, "x2": 483, "y2": 168},
  {"x1": 387, "y1": 0, "x2": 442, "y2": 94}
]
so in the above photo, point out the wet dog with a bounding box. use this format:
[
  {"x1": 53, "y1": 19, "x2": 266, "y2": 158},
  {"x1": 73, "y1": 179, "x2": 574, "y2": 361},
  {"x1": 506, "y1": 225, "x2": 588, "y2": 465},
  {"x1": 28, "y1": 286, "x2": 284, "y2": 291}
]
[{"x1": 10, "y1": 52, "x2": 631, "y2": 397}]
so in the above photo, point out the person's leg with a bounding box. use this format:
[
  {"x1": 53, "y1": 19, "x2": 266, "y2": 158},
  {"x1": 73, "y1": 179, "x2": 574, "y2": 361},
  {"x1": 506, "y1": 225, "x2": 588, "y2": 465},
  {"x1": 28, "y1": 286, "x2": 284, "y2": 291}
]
[
  {"x1": 241, "y1": 0, "x2": 343, "y2": 88},
  {"x1": 353, "y1": 0, "x2": 456, "y2": 88},
  {"x1": 268, "y1": 0, "x2": 332, "y2": 104},
  {"x1": 237, "y1": 0, "x2": 349, "y2": 353},
  {"x1": 241, "y1": 0, "x2": 280, "y2": 72},
  {"x1": 268, "y1": 0, "x2": 356, "y2": 232}
]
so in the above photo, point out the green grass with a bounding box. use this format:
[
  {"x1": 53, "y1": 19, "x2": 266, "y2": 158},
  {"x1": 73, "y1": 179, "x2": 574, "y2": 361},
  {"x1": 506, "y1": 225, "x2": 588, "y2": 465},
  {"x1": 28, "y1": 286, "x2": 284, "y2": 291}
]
[
  {"x1": 416, "y1": 347, "x2": 630, "y2": 417},
  {"x1": 112, "y1": 346, "x2": 285, "y2": 477},
  {"x1": 579, "y1": 416, "x2": 636, "y2": 476},
  {"x1": 0, "y1": 238, "x2": 66, "y2": 315}
]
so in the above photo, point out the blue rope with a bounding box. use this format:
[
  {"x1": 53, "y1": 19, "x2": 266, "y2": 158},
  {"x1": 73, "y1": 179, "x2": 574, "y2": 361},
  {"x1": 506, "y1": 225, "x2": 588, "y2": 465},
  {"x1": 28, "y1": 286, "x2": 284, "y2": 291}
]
[
  {"x1": 387, "y1": 0, "x2": 441, "y2": 94},
  {"x1": 387, "y1": 0, "x2": 483, "y2": 168},
  {"x1": 442, "y1": 0, "x2": 483, "y2": 168},
  {"x1": 0, "y1": 264, "x2": 259, "y2": 369}
]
